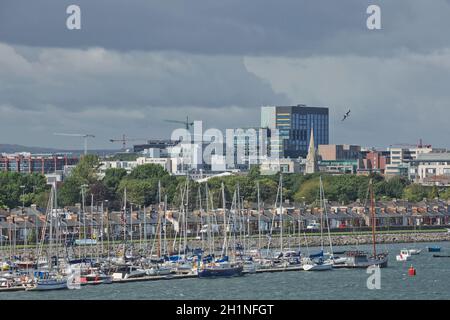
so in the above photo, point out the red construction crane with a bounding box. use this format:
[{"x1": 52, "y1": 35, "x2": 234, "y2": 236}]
[{"x1": 391, "y1": 138, "x2": 431, "y2": 149}]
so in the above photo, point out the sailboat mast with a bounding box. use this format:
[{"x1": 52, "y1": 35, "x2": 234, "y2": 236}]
[
  {"x1": 184, "y1": 177, "x2": 189, "y2": 253},
  {"x1": 81, "y1": 185, "x2": 89, "y2": 259},
  {"x1": 321, "y1": 177, "x2": 334, "y2": 257},
  {"x1": 205, "y1": 183, "x2": 212, "y2": 255},
  {"x1": 198, "y1": 186, "x2": 204, "y2": 252},
  {"x1": 370, "y1": 180, "x2": 376, "y2": 257},
  {"x1": 90, "y1": 193, "x2": 94, "y2": 260},
  {"x1": 100, "y1": 201, "x2": 104, "y2": 257},
  {"x1": 164, "y1": 195, "x2": 168, "y2": 255},
  {"x1": 221, "y1": 182, "x2": 227, "y2": 257},
  {"x1": 279, "y1": 174, "x2": 283, "y2": 253},
  {"x1": 158, "y1": 181, "x2": 162, "y2": 257},
  {"x1": 123, "y1": 187, "x2": 127, "y2": 258},
  {"x1": 257, "y1": 181, "x2": 261, "y2": 251}
]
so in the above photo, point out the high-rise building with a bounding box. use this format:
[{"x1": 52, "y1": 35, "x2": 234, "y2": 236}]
[{"x1": 261, "y1": 104, "x2": 329, "y2": 158}]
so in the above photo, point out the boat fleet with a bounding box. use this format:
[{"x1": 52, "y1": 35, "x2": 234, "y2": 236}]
[{"x1": 0, "y1": 176, "x2": 404, "y2": 292}]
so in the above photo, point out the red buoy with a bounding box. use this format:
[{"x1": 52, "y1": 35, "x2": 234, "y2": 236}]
[{"x1": 408, "y1": 265, "x2": 416, "y2": 276}]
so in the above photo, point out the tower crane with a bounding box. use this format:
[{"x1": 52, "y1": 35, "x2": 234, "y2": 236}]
[
  {"x1": 53, "y1": 133, "x2": 95, "y2": 155},
  {"x1": 391, "y1": 139, "x2": 431, "y2": 149},
  {"x1": 109, "y1": 134, "x2": 149, "y2": 150},
  {"x1": 164, "y1": 116, "x2": 194, "y2": 130}
]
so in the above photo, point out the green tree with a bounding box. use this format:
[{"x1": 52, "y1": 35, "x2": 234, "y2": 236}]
[
  {"x1": 70, "y1": 155, "x2": 100, "y2": 184},
  {"x1": 103, "y1": 168, "x2": 127, "y2": 193},
  {"x1": 0, "y1": 172, "x2": 48, "y2": 208},
  {"x1": 428, "y1": 186, "x2": 439, "y2": 200},
  {"x1": 384, "y1": 176, "x2": 409, "y2": 199},
  {"x1": 248, "y1": 165, "x2": 260, "y2": 180},
  {"x1": 117, "y1": 179, "x2": 159, "y2": 206},
  {"x1": 293, "y1": 178, "x2": 321, "y2": 204},
  {"x1": 58, "y1": 155, "x2": 101, "y2": 206},
  {"x1": 440, "y1": 188, "x2": 450, "y2": 200},
  {"x1": 128, "y1": 164, "x2": 168, "y2": 180},
  {"x1": 33, "y1": 191, "x2": 51, "y2": 209},
  {"x1": 403, "y1": 184, "x2": 428, "y2": 202},
  {"x1": 58, "y1": 176, "x2": 85, "y2": 206},
  {"x1": 255, "y1": 178, "x2": 279, "y2": 204}
]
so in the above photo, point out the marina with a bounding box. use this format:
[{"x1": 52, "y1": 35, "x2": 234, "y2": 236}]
[
  {"x1": 2, "y1": 177, "x2": 448, "y2": 299},
  {"x1": 1, "y1": 177, "x2": 384, "y2": 291},
  {"x1": 1, "y1": 241, "x2": 450, "y2": 299}
]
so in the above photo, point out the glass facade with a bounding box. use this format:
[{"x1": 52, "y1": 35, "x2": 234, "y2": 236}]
[{"x1": 274, "y1": 105, "x2": 329, "y2": 158}]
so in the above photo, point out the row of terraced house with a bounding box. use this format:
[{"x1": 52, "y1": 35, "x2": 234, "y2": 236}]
[{"x1": 1, "y1": 199, "x2": 450, "y2": 245}]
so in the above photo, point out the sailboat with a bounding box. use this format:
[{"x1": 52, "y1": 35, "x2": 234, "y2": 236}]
[
  {"x1": 198, "y1": 183, "x2": 243, "y2": 278},
  {"x1": 335, "y1": 179, "x2": 388, "y2": 268},
  {"x1": 407, "y1": 216, "x2": 422, "y2": 255},
  {"x1": 302, "y1": 177, "x2": 333, "y2": 271},
  {"x1": 28, "y1": 182, "x2": 69, "y2": 291}
]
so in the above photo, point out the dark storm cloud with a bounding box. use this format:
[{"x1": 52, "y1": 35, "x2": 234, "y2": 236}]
[
  {"x1": 0, "y1": 43, "x2": 287, "y2": 148},
  {"x1": 0, "y1": 45, "x2": 286, "y2": 111},
  {"x1": 1, "y1": 0, "x2": 450, "y2": 56},
  {"x1": 1, "y1": 1, "x2": 450, "y2": 148}
]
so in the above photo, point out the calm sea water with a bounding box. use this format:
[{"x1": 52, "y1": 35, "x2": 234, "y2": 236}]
[{"x1": 3, "y1": 241, "x2": 450, "y2": 300}]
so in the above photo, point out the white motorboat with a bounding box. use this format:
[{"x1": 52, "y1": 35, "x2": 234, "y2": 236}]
[
  {"x1": 329, "y1": 256, "x2": 348, "y2": 265},
  {"x1": 407, "y1": 249, "x2": 421, "y2": 255},
  {"x1": 146, "y1": 266, "x2": 172, "y2": 276},
  {"x1": 301, "y1": 258, "x2": 333, "y2": 271},
  {"x1": 111, "y1": 265, "x2": 147, "y2": 280},
  {"x1": 396, "y1": 249, "x2": 411, "y2": 262},
  {"x1": 81, "y1": 272, "x2": 113, "y2": 285},
  {"x1": 29, "y1": 277, "x2": 68, "y2": 291}
]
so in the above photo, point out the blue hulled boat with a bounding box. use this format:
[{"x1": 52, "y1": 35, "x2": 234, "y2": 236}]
[
  {"x1": 427, "y1": 246, "x2": 441, "y2": 252},
  {"x1": 198, "y1": 263, "x2": 244, "y2": 278}
]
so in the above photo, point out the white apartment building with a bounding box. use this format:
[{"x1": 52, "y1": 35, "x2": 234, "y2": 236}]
[
  {"x1": 409, "y1": 153, "x2": 450, "y2": 186},
  {"x1": 259, "y1": 158, "x2": 300, "y2": 175},
  {"x1": 98, "y1": 160, "x2": 138, "y2": 177},
  {"x1": 385, "y1": 146, "x2": 434, "y2": 177}
]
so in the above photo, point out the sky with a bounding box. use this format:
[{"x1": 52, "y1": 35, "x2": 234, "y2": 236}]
[{"x1": 1, "y1": 0, "x2": 450, "y2": 150}]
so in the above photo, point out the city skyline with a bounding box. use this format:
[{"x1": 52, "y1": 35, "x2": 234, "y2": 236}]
[{"x1": 2, "y1": 1, "x2": 450, "y2": 150}]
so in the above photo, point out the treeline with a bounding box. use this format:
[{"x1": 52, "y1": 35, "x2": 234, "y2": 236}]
[
  {"x1": 0, "y1": 172, "x2": 49, "y2": 209},
  {"x1": 2, "y1": 155, "x2": 450, "y2": 210},
  {"x1": 55, "y1": 157, "x2": 450, "y2": 208}
]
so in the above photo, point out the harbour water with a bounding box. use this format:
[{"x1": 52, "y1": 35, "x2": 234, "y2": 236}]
[{"x1": 2, "y1": 241, "x2": 450, "y2": 300}]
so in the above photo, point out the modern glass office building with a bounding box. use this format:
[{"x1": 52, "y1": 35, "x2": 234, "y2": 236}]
[{"x1": 261, "y1": 104, "x2": 329, "y2": 158}]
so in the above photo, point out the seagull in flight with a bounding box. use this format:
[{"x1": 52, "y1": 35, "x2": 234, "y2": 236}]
[{"x1": 341, "y1": 109, "x2": 351, "y2": 121}]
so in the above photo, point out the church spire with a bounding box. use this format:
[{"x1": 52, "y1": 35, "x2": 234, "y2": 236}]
[{"x1": 305, "y1": 127, "x2": 318, "y2": 174}]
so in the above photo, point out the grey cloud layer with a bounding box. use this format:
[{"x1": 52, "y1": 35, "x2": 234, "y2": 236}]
[
  {"x1": 1, "y1": 0, "x2": 450, "y2": 56},
  {"x1": 0, "y1": 42, "x2": 286, "y2": 148},
  {"x1": 1, "y1": 1, "x2": 450, "y2": 149},
  {"x1": 0, "y1": 44, "x2": 286, "y2": 111},
  {"x1": 245, "y1": 51, "x2": 450, "y2": 147}
]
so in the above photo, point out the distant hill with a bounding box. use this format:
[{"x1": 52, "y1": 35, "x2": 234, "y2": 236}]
[{"x1": 0, "y1": 144, "x2": 118, "y2": 156}]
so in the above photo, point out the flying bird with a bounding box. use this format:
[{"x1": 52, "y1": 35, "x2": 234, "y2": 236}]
[{"x1": 341, "y1": 109, "x2": 351, "y2": 121}]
